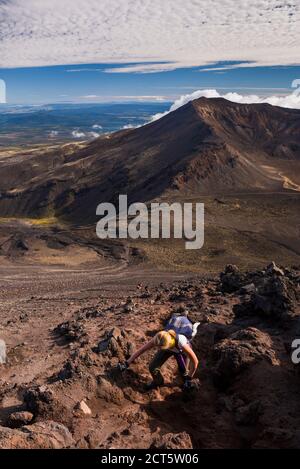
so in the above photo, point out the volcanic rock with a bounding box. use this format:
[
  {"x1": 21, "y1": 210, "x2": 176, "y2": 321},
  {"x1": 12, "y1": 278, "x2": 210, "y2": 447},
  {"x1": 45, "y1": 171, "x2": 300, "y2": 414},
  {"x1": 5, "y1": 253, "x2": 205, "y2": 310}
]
[
  {"x1": 234, "y1": 400, "x2": 262, "y2": 426},
  {"x1": 235, "y1": 270, "x2": 298, "y2": 319},
  {"x1": 252, "y1": 275, "x2": 297, "y2": 318},
  {"x1": 23, "y1": 385, "x2": 72, "y2": 426},
  {"x1": 0, "y1": 421, "x2": 74, "y2": 449},
  {"x1": 96, "y1": 327, "x2": 132, "y2": 360},
  {"x1": 54, "y1": 319, "x2": 87, "y2": 343},
  {"x1": 151, "y1": 432, "x2": 193, "y2": 449},
  {"x1": 240, "y1": 283, "x2": 256, "y2": 295},
  {"x1": 7, "y1": 411, "x2": 34, "y2": 428},
  {"x1": 55, "y1": 349, "x2": 96, "y2": 382},
  {"x1": 75, "y1": 400, "x2": 92, "y2": 416},
  {"x1": 266, "y1": 261, "x2": 284, "y2": 276},
  {"x1": 220, "y1": 265, "x2": 245, "y2": 293},
  {"x1": 212, "y1": 327, "x2": 276, "y2": 388}
]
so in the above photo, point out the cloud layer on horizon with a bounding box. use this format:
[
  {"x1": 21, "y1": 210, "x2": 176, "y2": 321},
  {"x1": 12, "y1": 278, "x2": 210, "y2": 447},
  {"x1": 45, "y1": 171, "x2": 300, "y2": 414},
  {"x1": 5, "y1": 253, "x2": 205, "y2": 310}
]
[
  {"x1": 0, "y1": 0, "x2": 299, "y2": 71},
  {"x1": 150, "y1": 87, "x2": 300, "y2": 121}
]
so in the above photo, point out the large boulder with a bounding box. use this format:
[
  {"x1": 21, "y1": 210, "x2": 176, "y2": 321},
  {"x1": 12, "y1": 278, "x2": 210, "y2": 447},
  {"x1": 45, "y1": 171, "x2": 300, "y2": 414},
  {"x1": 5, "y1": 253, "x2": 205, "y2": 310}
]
[
  {"x1": 23, "y1": 385, "x2": 72, "y2": 426},
  {"x1": 252, "y1": 275, "x2": 297, "y2": 318},
  {"x1": 220, "y1": 265, "x2": 245, "y2": 293},
  {"x1": 212, "y1": 328, "x2": 277, "y2": 388},
  {"x1": 95, "y1": 327, "x2": 133, "y2": 360},
  {"x1": 235, "y1": 272, "x2": 298, "y2": 319},
  {"x1": 1, "y1": 236, "x2": 29, "y2": 258},
  {"x1": 0, "y1": 420, "x2": 74, "y2": 449}
]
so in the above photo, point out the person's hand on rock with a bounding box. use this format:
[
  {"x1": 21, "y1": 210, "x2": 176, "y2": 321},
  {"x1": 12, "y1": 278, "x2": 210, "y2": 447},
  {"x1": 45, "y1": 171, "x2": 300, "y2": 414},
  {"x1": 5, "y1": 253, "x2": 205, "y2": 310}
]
[{"x1": 118, "y1": 361, "x2": 129, "y2": 372}]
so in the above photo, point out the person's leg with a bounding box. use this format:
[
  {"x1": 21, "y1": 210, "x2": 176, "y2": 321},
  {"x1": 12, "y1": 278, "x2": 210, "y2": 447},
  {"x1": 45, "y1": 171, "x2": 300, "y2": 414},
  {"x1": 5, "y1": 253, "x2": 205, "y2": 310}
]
[
  {"x1": 185, "y1": 356, "x2": 191, "y2": 375},
  {"x1": 176, "y1": 353, "x2": 198, "y2": 392},
  {"x1": 175, "y1": 352, "x2": 188, "y2": 379},
  {"x1": 149, "y1": 350, "x2": 172, "y2": 386}
]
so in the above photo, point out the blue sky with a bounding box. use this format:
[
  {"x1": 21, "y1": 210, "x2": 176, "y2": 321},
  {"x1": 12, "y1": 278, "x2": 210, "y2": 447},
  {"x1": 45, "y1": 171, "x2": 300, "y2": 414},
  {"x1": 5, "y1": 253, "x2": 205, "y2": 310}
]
[
  {"x1": 0, "y1": 1, "x2": 300, "y2": 105},
  {"x1": 1, "y1": 62, "x2": 300, "y2": 105}
]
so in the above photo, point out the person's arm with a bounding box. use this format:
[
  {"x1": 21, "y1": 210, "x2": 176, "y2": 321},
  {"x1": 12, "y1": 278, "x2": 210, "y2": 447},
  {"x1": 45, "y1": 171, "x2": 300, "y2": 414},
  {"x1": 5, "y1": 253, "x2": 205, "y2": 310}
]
[
  {"x1": 127, "y1": 338, "x2": 156, "y2": 366},
  {"x1": 182, "y1": 343, "x2": 199, "y2": 378}
]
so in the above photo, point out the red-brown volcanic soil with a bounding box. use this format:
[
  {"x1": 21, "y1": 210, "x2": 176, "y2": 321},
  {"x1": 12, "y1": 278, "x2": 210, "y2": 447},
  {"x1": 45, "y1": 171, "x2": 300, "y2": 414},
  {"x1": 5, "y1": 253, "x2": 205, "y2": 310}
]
[{"x1": 0, "y1": 255, "x2": 299, "y2": 449}]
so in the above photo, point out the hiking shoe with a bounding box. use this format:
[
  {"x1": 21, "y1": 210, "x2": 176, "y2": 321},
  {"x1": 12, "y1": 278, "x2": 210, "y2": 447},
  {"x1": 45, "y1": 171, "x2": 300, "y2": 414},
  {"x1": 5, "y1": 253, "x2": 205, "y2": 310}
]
[{"x1": 144, "y1": 381, "x2": 160, "y2": 391}]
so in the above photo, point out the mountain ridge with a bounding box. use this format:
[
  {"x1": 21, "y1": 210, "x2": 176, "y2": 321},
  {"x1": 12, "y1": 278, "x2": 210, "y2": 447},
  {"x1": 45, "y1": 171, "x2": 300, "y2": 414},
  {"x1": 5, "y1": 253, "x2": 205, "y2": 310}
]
[{"x1": 0, "y1": 97, "x2": 300, "y2": 224}]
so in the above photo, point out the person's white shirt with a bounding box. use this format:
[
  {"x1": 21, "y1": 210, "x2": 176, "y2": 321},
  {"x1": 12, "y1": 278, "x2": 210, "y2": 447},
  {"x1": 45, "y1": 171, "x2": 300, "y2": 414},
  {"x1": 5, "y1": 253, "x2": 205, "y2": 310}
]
[{"x1": 172, "y1": 334, "x2": 189, "y2": 353}]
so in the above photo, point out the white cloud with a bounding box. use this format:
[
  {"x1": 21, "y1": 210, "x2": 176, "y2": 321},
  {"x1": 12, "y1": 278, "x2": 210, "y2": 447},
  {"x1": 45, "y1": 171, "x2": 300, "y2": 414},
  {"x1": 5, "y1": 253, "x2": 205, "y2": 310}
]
[
  {"x1": 0, "y1": 79, "x2": 6, "y2": 103},
  {"x1": 72, "y1": 130, "x2": 86, "y2": 138},
  {"x1": 150, "y1": 88, "x2": 300, "y2": 121},
  {"x1": 71, "y1": 129, "x2": 100, "y2": 139},
  {"x1": 104, "y1": 63, "x2": 180, "y2": 74},
  {"x1": 78, "y1": 95, "x2": 167, "y2": 102},
  {"x1": 0, "y1": 1, "x2": 299, "y2": 71},
  {"x1": 88, "y1": 131, "x2": 100, "y2": 138},
  {"x1": 81, "y1": 95, "x2": 99, "y2": 99},
  {"x1": 67, "y1": 68, "x2": 102, "y2": 73},
  {"x1": 198, "y1": 62, "x2": 266, "y2": 73}
]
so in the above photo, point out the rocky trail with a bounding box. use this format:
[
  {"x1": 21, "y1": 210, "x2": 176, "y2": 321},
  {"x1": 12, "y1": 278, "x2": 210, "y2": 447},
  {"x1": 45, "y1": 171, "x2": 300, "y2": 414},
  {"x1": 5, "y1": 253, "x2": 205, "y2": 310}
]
[{"x1": 0, "y1": 262, "x2": 299, "y2": 449}]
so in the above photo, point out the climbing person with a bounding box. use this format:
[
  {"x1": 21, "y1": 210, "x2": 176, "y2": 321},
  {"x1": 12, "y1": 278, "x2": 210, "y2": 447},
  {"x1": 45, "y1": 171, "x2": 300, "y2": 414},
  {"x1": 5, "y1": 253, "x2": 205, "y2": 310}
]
[{"x1": 119, "y1": 313, "x2": 200, "y2": 391}]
